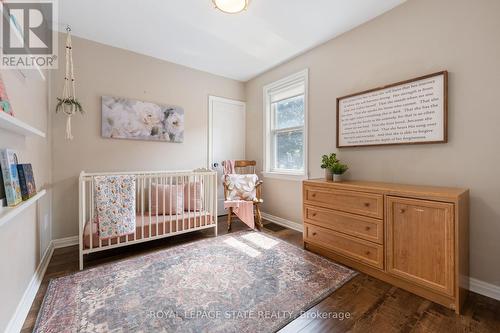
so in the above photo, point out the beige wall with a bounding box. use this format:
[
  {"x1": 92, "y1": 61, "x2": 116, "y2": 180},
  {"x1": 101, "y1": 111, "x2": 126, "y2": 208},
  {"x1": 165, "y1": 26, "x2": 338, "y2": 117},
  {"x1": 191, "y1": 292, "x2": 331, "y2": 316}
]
[
  {"x1": 50, "y1": 35, "x2": 245, "y2": 239},
  {"x1": 0, "y1": 70, "x2": 51, "y2": 331},
  {"x1": 245, "y1": 0, "x2": 500, "y2": 286}
]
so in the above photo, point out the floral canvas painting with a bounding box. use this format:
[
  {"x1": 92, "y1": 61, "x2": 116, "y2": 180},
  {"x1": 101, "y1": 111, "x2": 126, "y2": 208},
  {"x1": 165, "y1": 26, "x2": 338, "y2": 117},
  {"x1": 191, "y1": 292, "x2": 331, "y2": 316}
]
[{"x1": 101, "y1": 96, "x2": 184, "y2": 142}]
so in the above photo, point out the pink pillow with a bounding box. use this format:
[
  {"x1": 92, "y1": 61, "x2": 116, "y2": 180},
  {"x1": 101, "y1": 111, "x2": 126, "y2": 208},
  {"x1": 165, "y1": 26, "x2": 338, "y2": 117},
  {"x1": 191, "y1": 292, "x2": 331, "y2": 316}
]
[
  {"x1": 150, "y1": 184, "x2": 184, "y2": 215},
  {"x1": 184, "y1": 182, "x2": 203, "y2": 211}
]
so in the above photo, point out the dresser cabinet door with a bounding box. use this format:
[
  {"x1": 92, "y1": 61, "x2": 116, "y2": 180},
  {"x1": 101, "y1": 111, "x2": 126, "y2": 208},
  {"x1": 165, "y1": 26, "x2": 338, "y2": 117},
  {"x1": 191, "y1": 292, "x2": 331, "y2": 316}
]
[{"x1": 386, "y1": 197, "x2": 455, "y2": 296}]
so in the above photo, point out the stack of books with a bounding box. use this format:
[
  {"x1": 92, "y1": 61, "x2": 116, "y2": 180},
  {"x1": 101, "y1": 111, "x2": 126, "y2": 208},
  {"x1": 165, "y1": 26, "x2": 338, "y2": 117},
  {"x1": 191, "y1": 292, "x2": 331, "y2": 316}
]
[{"x1": 0, "y1": 148, "x2": 37, "y2": 207}]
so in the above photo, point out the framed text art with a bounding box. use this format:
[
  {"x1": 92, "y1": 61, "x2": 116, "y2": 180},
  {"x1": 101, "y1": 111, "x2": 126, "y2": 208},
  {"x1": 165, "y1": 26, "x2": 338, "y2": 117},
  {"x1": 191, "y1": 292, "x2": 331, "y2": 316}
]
[{"x1": 336, "y1": 71, "x2": 448, "y2": 148}]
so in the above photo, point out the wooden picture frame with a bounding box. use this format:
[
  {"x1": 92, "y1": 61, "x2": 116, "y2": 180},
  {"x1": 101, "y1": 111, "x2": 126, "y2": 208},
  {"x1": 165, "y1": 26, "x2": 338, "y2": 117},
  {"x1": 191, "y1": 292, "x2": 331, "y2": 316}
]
[{"x1": 336, "y1": 71, "x2": 448, "y2": 148}]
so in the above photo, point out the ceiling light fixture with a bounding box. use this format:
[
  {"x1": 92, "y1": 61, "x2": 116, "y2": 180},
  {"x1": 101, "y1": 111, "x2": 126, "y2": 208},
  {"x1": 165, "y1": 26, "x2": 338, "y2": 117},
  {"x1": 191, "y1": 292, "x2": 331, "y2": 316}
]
[{"x1": 212, "y1": 0, "x2": 248, "y2": 14}]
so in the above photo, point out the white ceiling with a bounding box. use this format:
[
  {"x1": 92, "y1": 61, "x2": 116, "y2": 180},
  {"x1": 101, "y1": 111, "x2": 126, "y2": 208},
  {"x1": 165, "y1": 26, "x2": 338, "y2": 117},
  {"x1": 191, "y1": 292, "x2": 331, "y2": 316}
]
[{"x1": 57, "y1": 0, "x2": 406, "y2": 81}]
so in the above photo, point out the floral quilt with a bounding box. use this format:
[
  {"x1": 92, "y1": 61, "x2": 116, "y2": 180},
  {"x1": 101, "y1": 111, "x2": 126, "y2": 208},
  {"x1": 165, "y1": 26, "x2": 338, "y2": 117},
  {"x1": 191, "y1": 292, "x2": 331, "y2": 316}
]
[{"x1": 94, "y1": 175, "x2": 136, "y2": 239}]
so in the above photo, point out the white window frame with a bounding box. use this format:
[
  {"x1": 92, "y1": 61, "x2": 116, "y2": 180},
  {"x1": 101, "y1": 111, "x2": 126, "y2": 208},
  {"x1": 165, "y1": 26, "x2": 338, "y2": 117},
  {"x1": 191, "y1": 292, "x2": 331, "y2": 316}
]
[{"x1": 262, "y1": 69, "x2": 308, "y2": 181}]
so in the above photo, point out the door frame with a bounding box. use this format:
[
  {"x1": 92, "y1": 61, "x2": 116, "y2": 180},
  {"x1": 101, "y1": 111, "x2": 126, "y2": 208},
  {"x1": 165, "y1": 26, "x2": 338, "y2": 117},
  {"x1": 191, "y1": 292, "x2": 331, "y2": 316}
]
[{"x1": 207, "y1": 95, "x2": 246, "y2": 169}]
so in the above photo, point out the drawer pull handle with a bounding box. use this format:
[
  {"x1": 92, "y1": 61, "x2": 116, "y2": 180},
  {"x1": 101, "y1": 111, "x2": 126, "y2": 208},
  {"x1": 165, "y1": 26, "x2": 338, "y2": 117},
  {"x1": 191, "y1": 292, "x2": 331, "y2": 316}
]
[
  {"x1": 312, "y1": 232, "x2": 317, "y2": 236},
  {"x1": 364, "y1": 202, "x2": 370, "y2": 207},
  {"x1": 365, "y1": 251, "x2": 371, "y2": 255},
  {"x1": 365, "y1": 226, "x2": 371, "y2": 231},
  {"x1": 311, "y1": 193, "x2": 317, "y2": 198},
  {"x1": 400, "y1": 209, "x2": 406, "y2": 214},
  {"x1": 312, "y1": 213, "x2": 317, "y2": 217}
]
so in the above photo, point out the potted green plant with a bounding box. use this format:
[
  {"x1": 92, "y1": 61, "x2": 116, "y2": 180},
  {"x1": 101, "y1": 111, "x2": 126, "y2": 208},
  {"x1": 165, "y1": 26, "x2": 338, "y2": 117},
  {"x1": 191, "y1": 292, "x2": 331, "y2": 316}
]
[
  {"x1": 55, "y1": 97, "x2": 83, "y2": 115},
  {"x1": 320, "y1": 153, "x2": 338, "y2": 180},
  {"x1": 332, "y1": 162, "x2": 349, "y2": 182}
]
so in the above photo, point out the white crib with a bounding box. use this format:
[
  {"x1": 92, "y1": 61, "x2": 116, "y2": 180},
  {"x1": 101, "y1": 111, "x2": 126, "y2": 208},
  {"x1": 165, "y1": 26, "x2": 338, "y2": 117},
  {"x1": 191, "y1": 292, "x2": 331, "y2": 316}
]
[{"x1": 78, "y1": 169, "x2": 218, "y2": 270}]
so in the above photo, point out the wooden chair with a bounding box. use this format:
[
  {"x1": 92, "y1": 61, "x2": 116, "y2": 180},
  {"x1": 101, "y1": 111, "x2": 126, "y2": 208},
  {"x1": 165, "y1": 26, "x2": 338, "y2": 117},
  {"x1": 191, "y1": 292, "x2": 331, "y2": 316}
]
[{"x1": 223, "y1": 160, "x2": 264, "y2": 231}]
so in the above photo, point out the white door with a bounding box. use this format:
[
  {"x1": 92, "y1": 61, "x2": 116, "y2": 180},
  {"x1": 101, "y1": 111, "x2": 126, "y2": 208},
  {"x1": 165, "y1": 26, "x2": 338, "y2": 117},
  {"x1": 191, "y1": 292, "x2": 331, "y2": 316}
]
[{"x1": 208, "y1": 96, "x2": 246, "y2": 216}]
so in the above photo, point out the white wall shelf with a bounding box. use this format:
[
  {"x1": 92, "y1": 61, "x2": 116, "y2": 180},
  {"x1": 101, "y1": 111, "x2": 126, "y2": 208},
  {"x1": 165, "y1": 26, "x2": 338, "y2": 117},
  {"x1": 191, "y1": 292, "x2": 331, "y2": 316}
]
[
  {"x1": 0, "y1": 112, "x2": 46, "y2": 138},
  {"x1": 0, "y1": 190, "x2": 46, "y2": 227}
]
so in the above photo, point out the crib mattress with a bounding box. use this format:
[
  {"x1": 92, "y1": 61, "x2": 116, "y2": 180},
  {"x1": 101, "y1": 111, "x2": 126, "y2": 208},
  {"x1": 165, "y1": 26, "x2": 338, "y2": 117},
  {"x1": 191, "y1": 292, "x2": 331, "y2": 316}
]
[{"x1": 83, "y1": 211, "x2": 214, "y2": 250}]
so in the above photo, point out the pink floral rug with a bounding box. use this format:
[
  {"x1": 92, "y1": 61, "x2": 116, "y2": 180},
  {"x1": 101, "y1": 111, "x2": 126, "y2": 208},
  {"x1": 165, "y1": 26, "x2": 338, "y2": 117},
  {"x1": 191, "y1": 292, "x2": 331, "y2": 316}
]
[{"x1": 34, "y1": 231, "x2": 356, "y2": 333}]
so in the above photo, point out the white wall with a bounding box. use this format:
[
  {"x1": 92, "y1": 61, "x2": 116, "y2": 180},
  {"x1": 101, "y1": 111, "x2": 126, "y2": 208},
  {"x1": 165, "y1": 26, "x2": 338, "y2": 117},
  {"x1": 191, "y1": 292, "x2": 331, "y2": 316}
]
[
  {"x1": 0, "y1": 70, "x2": 51, "y2": 332},
  {"x1": 245, "y1": 0, "x2": 500, "y2": 287}
]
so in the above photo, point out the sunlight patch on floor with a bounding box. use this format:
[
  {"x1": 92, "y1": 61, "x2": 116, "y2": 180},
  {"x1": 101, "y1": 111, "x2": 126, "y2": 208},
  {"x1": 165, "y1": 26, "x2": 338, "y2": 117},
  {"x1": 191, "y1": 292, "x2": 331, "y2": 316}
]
[
  {"x1": 241, "y1": 233, "x2": 279, "y2": 250},
  {"x1": 224, "y1": 237, "x2": 261, "y2": 257}
]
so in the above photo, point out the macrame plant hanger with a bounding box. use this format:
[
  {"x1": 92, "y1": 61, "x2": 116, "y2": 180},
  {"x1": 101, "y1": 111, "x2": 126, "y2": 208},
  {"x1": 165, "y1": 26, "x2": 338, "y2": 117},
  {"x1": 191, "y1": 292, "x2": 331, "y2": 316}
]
[{"x1": 56, "y1": 25, "x2": 83, "y2": 140}]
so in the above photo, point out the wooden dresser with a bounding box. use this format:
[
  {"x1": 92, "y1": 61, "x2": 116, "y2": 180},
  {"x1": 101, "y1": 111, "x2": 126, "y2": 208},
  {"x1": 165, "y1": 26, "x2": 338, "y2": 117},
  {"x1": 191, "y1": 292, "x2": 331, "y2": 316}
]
[{"x1": 303, "y1": 179, "x2": 469, "y2": 314}]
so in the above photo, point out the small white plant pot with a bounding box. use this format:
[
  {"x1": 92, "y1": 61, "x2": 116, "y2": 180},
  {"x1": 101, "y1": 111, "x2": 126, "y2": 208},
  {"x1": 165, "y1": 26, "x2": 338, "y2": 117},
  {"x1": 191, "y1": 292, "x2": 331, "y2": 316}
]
[
  {"x1": 62, "y1": 103, "x2": 77, "y2": 115},
  {"x1": 333, "y1": 174, "x2": 344, "y2": 182}
]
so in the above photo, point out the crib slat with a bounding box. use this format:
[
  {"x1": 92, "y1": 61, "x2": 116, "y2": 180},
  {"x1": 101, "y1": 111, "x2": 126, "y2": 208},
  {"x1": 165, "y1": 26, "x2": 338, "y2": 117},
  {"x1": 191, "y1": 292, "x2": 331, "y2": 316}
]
[
  {"x1": 162, "y1": 176, "x2": 166, "y2": 236},
  {"x1": 90, "y1": 178, "x2": 94, "y2": 250},
  {"x1": 205, "y1": 174, "x2": 208, "y2": 227},
  {"x1": 79, "y1": 176, "x2": 85, "y2": 269},
  {"x1": 96, "y1": 177, "x2": 103, "y2": 248},
  {"x1": 214, "y1": 173, "x2": 216, "y2": 226},
  {"x1": 156, "y1": 175, "x2": 159, "y2": 237},
  {"x1": 188, "y1": 175, "x2": 191, "y2": 229},
  {"x1": 176, "y1": 176, "x2": 179, "y2": 232},
  {"x1": 192, "y1": 175, "x2": 195, "y2": 229},
  {"x1": 181, "y1": 176, "x2": 185, "y2": 231},
  {"x1": 170, "y1": 175, "x2": 173, "y2": 234},
  {"x1": 197, "y1": 174, "x2": 201, "y2": 228},
  {"x1": 209, "y1": 174, "x2": 212, "y2": 226},
  {"x1": 142, "y1": 176, "x2": 145, "y2": 239},
  {"x1": 148, "y1": 176, "x2": 152, "y2": 239},
  {"x1": 208, "y1": 172, "x2": 214, "y2": 224},
  {"x1": 82, "y1": 179, "x2": 87, "y2": 251},
  {"x1": 213, "y1": 173, "x2": 217, "y2": 226},
  {"x1": 193, "y1": 175, "x2": 196, "y2": 228},
  {"x1": 204, "y1": 174, "x2": 207, "y2": 227},
  {"x1": 195, "y1": 174, "x2": 199, "y2": 228}
]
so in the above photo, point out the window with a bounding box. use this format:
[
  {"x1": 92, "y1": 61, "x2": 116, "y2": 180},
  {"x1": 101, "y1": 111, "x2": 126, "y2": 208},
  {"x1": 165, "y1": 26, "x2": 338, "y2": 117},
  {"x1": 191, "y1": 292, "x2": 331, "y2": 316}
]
[{"x1": 263, "y1": 69, "x2": 308, "y2": 180}]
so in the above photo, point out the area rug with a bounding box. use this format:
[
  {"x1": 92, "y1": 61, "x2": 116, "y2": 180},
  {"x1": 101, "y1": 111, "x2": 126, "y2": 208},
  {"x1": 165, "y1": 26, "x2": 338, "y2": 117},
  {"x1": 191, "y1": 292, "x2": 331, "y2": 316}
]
[{"x1": 34, "y1": 231, "x2": 356, "y2": 333}]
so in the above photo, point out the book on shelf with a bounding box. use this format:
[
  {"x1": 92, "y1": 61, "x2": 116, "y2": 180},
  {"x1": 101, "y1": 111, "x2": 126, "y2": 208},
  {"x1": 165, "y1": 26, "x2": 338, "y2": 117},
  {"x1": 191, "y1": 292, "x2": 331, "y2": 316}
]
[
  {"x1": 0, "y1": 165, "x2": 5, "y2": 207},
  {"x1": 17, "y1": 163, "x2": 36, "y2": 201},
  {"x1": 0, "y1": 149, "x2": 22, "y2": 206}
]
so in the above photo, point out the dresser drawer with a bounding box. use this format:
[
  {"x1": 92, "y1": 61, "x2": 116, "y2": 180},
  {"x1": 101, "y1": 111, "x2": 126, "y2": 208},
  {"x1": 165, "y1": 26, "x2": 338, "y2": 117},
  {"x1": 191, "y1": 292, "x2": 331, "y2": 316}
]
[
  {"x1": 304, "y1": 205, "x2": 383, "y2": 244},
  {"x1": 304, "y1": 223, "x2": 384, "y2": 269},
  {"x1": 304, "y1": 186, "x2": 383, "y2": 219}
]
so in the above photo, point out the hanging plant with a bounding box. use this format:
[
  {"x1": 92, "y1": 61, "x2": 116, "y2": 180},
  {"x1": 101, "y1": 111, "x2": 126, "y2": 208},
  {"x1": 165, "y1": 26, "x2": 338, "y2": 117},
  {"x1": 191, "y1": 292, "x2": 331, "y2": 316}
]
[
  {"x1": 55, "y1": 97, "x2": 83, "y2": 114},
  {"x1": 55, "y1": 26, "x2": 83, "y2": 140}
]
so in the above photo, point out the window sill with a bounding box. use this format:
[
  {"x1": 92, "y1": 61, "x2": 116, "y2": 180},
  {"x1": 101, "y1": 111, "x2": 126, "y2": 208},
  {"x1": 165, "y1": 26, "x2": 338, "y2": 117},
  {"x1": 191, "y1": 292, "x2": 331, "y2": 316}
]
[{"x1": 262, "y1": 172, "x2": 308, "y2": 181}]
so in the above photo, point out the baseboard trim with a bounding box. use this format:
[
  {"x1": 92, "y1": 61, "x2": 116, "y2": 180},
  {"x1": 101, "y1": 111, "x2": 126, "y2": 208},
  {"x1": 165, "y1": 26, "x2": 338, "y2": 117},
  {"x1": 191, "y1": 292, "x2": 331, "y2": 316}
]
[
  {"x1": 5, "y1": 241, "x2": 54, "y2": 333},
  {"x1": 470, "y1": 277, "x2": 500, "y2": 301},
  {"x1": 261, "y1": 212, "x2": 303, "y2": 232},
  {"x1": 52, "y1": 235, "x2": 79, "y2": 248}
]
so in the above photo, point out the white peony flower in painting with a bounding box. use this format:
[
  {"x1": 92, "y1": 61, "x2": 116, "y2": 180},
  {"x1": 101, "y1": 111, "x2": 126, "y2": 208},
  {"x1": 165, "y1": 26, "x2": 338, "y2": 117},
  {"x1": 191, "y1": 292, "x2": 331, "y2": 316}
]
[{"x1": 101, "y1": 96, "x2": 184, "y2": 142}]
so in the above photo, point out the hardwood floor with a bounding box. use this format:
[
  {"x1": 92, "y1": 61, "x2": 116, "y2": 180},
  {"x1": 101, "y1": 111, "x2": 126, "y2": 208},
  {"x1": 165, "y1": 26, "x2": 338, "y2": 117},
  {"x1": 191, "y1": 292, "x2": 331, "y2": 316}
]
[{"x1": 22, "y1": 217, "x2": 500, "y2": 332}]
